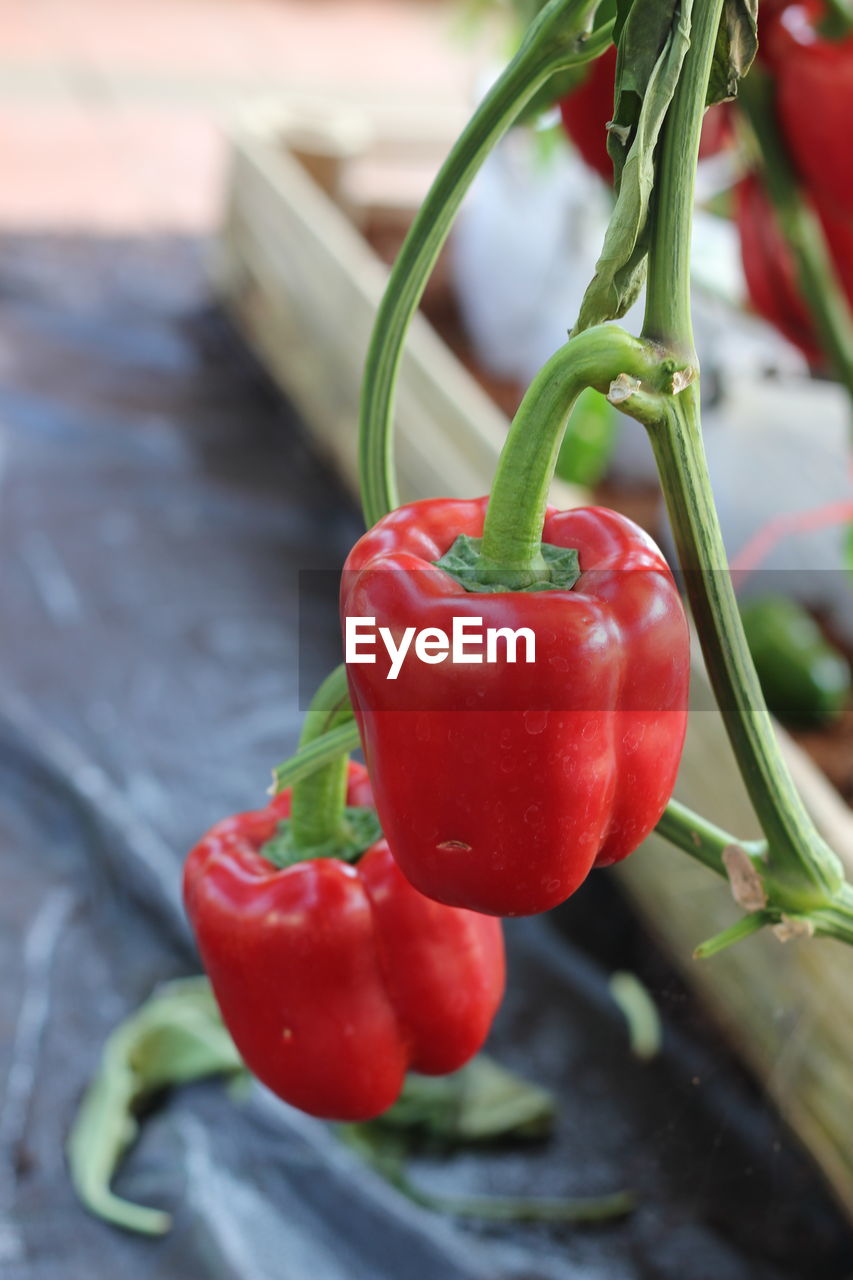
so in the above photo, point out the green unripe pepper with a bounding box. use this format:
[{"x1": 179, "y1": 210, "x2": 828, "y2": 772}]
[
  {"x1": 740, "y1": 596, "x2": 850, "y2": 729},
  {"x1": 555, "y1": 387, "x2": 617, "y2": 487}
]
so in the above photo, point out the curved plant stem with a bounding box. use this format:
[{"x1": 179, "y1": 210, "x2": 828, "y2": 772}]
[
  {"x1": 272, "y1": 665, "x2": 360, "y2": 818},
  {"x1": 654, "y1": 798, "x2": 765, "y2": 877},
  {"x1": 477, "y1": 326, "x2": 679, "y2": 581},
  {"x1": 646, "y1": 393, "x2": 843, "y2": 905},
  {"x1": 272, "y1": 721, "x2": 361, "y2": 795},
  {"x1": 639, "y1": 0, "x2": 846, "y2": 910},
  {"x1": 359, "y1": 0, "x2": 613, "y2": 528},
  {"x1": 738, "y1": 67, "x2": 853, "y2": 398},
  {"x1": 287, "y1": 665, "x2": 355, "y2": 847}
]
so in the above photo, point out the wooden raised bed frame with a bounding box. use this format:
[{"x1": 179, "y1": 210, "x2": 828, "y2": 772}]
[{"x1": 212, "y1": 101, "x2": 853, "y2": 1215}]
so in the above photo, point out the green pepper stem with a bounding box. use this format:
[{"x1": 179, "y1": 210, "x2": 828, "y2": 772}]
[
  {"x1": 655, "y1": 803, "x2": 853, "y2": 947},
  {"x1": 638, "y1": 0, "x2": 845, "y2": 910},
  {"x1": 654, "y1": 798, "x2": 766, "y2": 877},
  {"x1": 287, "y1": 665, "x2": 355, "y2": 850},
  {"x1": 642, "y1": 0, "x2": 719, "y2": 358},
  {"x1": 477, "y1": 326, "x2": 677, "y2": 581},
  {"x1": 693, "y1": 911, "x2": 773, "y2": 960},
  {"x1": 359, "y1": 0, "x2": 613, "y2": 528},
  {"x1": 272, "y1": 720, "x2": 361, "y2": 796},
  {"x1": 738, "y1": 67, "x2": 853, "y2": 399},
  {"x1": 645, "y1": 394, "x2": 844, "y2": 905}
]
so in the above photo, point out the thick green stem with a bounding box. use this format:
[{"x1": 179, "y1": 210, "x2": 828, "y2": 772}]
[
  {"x1": 738, "y1": 68, "x2": 853, "y2": 398},
  {"x1": 273, "y1": 721, "x2": 361, "y2": 796},
  {"x1": 359, "y1": 0, "x2": 613, "y2": 528},
  {"x1": 647, "y1": 392, "x2": 843, "y2": 905},
  {"x1": 477, "y1": 326, "x2": 676, "y2": 581},
  {"x1": 288, "y1": 665, "x2": 355, "y2": 849},
  {"x1": 642, "y1": 0, "x2": 721, "y2": 355},
  {"x1": 810, "y1": 882, "x2": 853, "y2": 944},
  {"x1": 638, "y1": 0, "x2": 846, "y2": 910},
  {"x1": 654, "y1": 798, "x2": 765, "y2": 878}
]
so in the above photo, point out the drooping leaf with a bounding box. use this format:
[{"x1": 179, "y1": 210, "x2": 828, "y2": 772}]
[
  {"x1": 371, "y1": 1054, "x2": 557, "y2": 1146},
  {"x1": 67, "y1": 978, "x2": 245, "y2": 1236},
  {"x1": 574, "y1": 0, "x2": 692, "y2": 330},
  {"x1": 340, "y1": 1058, "x2": 634, "y2": 1223},
  {"x1": 707, "y1": 0, "x2": 758, "y2": 106}
]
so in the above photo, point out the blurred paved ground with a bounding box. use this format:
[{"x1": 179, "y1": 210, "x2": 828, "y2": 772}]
[{"x1": 0, "y1": 0, "x2": 484, "y2": 230}]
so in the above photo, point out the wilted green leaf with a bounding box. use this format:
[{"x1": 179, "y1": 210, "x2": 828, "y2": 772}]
[
  {"x1": 575, "y1": 0, "x2": 692, "y2": 330},
  {"x1": 707, "y1": 0, "x2": 758, "y2": 106},
  {"x1": 67, "y1": 978, "x2": 245, "y2": 1236},
  {"x1": 362, "y1": 1055, "x2": 557, "y2": 1147}
]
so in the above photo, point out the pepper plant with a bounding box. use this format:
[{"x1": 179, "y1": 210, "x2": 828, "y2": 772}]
[
  {"x1": 71, "y1": 0, "x2": 853, "y2": 1236},
  {"x1": 272, "y1": 0, "x2": 853, "y2": 952}
]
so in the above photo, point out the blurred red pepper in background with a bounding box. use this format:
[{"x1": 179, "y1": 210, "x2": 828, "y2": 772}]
[
  {"x1": 558, "y1": 44, "x2": 731, "y2": 184},
  {"x1": 773, "y1": 2, "x2": 853, "y2": 219},
  {"x1": 558, "y1": 44, "x2": 619, "y2": 181},
  {"x1": 736, "y1": 172, "x2": 853, "y2": 363}
]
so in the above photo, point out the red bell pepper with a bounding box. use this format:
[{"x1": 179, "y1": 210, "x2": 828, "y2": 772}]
[
  {"x1": 183, "y1": 762, "x2": 505, "y2": 1121},
  {"x1": 558, "y1": 44, "x2": 618, "y2": 182},
  {"x1": 736, "y1": 171, "x2": 853, "y2": 364},
  {"x1": 341, "y1": 498, "x2": 690, "y2": 918},
  {"x1": 772, "y1": 2, "x2": 853, "y2": 219}
]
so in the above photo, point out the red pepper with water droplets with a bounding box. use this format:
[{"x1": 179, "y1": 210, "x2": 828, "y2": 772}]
[{"x1": 341, "y1": 498, "x2": 690, "y2": 918}]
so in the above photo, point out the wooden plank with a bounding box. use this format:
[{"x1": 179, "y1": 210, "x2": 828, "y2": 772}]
[
  {"x1": 213, "y1": 117, "x2": 582, "y2": 509},
  {"x1": 213, "y1": 107, "x2": 853, "y2": 1216}
]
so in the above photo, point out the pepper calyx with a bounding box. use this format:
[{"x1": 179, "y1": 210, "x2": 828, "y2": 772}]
[
  {"x1": 261, "y1": 805, "x2": 383, "y2": 868},
  {"x1": 434, "y1": 534, "x2": 581, "y2": 594}
]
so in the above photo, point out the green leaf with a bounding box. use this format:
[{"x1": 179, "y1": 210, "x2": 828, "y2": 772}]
[
  {"x1": 271, "y1": 721, "x2": 361, "y2": 796},
  {"x1": 67, "y1": 978, "x2": 245, "y2": 1236},
  {"x1": 361, "y1": 1055, "x2": 557, "y2": 1147},
  {"x1": 707, "y1": 0, "x2": 758, "y2": 106},
  {"x1": 340, "y1": 1059, "x2": 634, "y2": 1224},
  {"x1": 574, "y1": 0, "x2": 692, "y2": 330}
]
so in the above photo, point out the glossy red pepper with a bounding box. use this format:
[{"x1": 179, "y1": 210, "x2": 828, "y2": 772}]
[
  {"x1": 558, "y1": 44, "x2": 730, "y2": 184},
  {"x1": 773, "y1": 2, "x2": 853, "y2": 218},
  {"x1": 558, "y1": 45, "x2": 618, "y2": 182},
  {"x1": 341, "y1": 499, "x2": 690, "y2": 918},
  {"x1": 736, "y1": 171, "x2": 853, "y2": 364},
  {"x1": 183, "y1": 762, "x2": 505, "y2": 1121}
]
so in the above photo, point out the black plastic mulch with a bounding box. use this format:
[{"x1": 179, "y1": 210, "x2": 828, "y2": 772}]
[{"x1": 0, "y1": 234, "x2": 851, "y2": 1280}]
